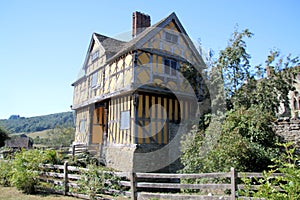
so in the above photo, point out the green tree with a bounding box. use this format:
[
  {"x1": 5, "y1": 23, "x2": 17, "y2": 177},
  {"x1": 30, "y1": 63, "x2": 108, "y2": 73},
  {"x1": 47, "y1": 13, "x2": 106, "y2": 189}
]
[
  {"x1": 0, "y1": 126, "x2": 9, "y2": 147},
  {"x1": 180, "y1": 28, "x2": 299, "y2": 174},
  {"x1": 251, "y1": 51, "x2": 300, "y2": 116},
  {"x1": 181, "y1": 106, "x2": 279, "y2": 173},
  {"x1": 218, "y1": 28, "x2": 253, "y2": 108}
]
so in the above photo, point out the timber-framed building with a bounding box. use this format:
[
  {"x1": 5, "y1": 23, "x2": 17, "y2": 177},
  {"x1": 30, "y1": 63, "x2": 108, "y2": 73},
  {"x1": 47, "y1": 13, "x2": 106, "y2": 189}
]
[{"x1": 71, "y1": 12, "x2": 207, "y2": 172}]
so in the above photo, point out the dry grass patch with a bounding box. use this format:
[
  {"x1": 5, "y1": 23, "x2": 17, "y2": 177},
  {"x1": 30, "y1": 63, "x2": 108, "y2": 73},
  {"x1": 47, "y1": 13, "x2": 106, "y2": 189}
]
[{"x1": 0, "y1": 186, "x2": 78, "y2": 200}]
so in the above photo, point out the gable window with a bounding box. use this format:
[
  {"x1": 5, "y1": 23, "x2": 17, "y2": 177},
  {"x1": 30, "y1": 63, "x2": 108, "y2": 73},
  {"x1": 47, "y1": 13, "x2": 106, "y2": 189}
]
[
  {"x1": 164, "y1": 58, "x2": 178, "y2": 76},
  {"x1": 91, "y1": 51, "x2": 99, "y2": 62},
  {"x1": 91, "y1": 72, "x2": 98, "y2": 88},
  {"x1": 165, "y1": 32, "x2": 178, "y2": 43}
]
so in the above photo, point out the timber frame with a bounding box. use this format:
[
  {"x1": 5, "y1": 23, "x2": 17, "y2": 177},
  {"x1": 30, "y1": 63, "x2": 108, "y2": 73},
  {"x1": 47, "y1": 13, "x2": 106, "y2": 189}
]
[{"x1": 71, "y1": 12, "x2": 207, "y2": 172}]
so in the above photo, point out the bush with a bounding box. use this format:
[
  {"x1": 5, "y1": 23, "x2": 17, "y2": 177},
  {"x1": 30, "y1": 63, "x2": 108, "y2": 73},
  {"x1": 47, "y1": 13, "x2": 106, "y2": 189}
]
[
  {"x1": 10, "y1": 149, "x2": 61, "y2": 194},
  {"x1": 250, "y1": 143, "x2": 300, "y2": 199},
  {"x1": 0, "y1": 160, "x2": 12, "y2": 186},
  {"x1": 77, "y1": 164, "x2": 121, "y2": 199},
  {"x1": 181, "y1": 106, "x2": 280, "y2": 174}
]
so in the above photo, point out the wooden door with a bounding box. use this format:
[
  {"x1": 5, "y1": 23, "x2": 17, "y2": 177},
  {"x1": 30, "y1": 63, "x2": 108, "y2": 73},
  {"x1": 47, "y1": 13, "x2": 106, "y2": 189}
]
[{"x1": 92, "y1": 106, "x2": 105, "y2": 144}]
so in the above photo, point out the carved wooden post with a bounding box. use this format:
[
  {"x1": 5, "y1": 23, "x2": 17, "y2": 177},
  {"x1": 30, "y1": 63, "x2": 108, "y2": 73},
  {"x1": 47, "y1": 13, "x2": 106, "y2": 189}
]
[
  {"x1": 64, "y1": 161, "x2": 69, "y2": 195},
  {"x1": 130, "y1": 172, "x2": 137, "y2": 200},
  {"x1": 230, "y1": 167, "x2": 237, "y2": 200}
]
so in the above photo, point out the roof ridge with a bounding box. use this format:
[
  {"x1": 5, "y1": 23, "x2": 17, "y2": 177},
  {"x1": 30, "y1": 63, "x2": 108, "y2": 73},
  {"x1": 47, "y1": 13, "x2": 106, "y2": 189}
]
[{"x1": 94, "y1": 32, "x2": 126, "y2": 43}]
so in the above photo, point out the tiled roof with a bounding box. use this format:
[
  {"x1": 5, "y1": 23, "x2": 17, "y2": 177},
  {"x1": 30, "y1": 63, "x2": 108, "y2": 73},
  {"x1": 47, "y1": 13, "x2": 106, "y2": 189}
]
[{"x1": 94, "y1": 33, "x2": 126, "y2": 56}]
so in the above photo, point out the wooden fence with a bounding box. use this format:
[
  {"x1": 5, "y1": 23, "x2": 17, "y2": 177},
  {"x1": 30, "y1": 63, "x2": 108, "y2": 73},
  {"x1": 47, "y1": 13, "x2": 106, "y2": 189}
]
[
  {"x1": 0, "y1": 144, "x2": 88, "y2": 160},
  {"x1": 35, "y1": 162, "x2": 283, "y2": 200}
]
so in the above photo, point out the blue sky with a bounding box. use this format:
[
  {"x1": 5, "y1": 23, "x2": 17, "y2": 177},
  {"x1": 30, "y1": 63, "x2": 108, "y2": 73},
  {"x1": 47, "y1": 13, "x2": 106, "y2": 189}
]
[{"x1": 0, "y1": 0, "x2": 299, "y2": 119}]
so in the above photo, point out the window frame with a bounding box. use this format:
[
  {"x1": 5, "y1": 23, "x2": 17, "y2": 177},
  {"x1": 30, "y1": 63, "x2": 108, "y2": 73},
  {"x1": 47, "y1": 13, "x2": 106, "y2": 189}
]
[
  {"x1": 91, "y1": 51, "x2": 99, "y2": 62},
  {"x1": 165, "y1": 32, "x2": 179, "y2": 44},
  {"x1": 79, "y1": 119, "x2": 86, "y2": 133},
  {"x1": 164, "y1": 58, "x2": 178, "y2": 76},
  {"x1": 120, "y1": 110, "x2": 130, "y2": 130},
  {"x1": 91, "y1": 71, "x2": 98, "y2": 88}
]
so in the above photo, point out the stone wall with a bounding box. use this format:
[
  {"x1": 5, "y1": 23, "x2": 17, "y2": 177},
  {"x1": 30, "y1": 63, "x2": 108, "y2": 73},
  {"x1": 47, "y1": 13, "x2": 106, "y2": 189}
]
[
  {"x1": 273, "y1": 118, "x2": 300, "y2": 148},
  {"x1": 106, "y1": 145, "x2": 136, "y2": 172}
]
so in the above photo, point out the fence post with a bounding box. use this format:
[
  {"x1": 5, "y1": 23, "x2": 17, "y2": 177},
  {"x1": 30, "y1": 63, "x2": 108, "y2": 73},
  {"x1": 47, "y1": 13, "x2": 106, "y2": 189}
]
[
  {"x1": 72, "y1": 144, "x2": 75, "y2": 158},
  {"x1": 130, "y1": 172, "x2": 137, "y2": 200},
  {"x1": 64, "y1": 161, "x2": 69, "y2": 195},
  {"x1": 230, "y1": 167, "x2": 237, "y2": 200}
]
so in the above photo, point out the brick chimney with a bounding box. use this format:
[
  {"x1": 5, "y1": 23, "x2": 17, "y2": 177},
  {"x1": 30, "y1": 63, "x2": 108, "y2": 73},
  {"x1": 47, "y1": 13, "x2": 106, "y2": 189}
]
[{"x1": 132, "y1": 11, "x2": 151, "y2": 38}]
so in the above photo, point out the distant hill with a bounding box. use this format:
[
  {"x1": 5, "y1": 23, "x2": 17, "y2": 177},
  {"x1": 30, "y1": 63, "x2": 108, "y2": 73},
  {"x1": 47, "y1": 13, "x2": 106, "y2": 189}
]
[{"x1": 0, "y1": 111, "x2": 74, "y2": 133}]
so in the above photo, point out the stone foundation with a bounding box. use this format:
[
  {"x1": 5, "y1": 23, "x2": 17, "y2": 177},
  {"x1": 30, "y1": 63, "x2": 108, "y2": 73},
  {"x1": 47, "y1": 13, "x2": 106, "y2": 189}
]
[{"x1": 106, "y1": 145, "x2": 136, "y2": 172}]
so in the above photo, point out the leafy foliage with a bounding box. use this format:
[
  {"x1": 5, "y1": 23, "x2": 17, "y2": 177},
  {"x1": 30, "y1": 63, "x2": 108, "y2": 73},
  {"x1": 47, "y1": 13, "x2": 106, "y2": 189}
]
[
  {"x1": 0, "y1": 112, "x2": 74, "y2": 133},
  {"x1": 241, "y1": 143, "x2": 300, "y2": 199},
  {"x1": 0, "y1": 126, "x2": 9, "y2": 147},
  {"x1": 0, "y1": 160, "x2": 12, "y2": 186},
  {"x1": 234, "y1": 51, "x2": 300, "y2": 116},
  {"x1": 180, "y1": 28, "x2": 300, "y2": 175},
  {"x1": 77, "y1": 164, "x2": 121, "y2": 199},
  {"x1": 218, "y1": 28, "x2": 253, "y2": 101},
  {"x1": 9, "y1": 149, "x2": 61, "y2": 194},
  {"x1": 181, "y1": 106, "x2": 279, "y2": 173}
]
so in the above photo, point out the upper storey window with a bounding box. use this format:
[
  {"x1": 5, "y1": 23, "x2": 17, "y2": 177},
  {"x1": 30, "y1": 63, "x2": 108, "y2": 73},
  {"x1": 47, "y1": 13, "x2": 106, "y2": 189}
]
[
  {"x1": 91, "y1": 51, "x2": 99, "y2": 62},
  {"x1": 165, "y1": 32, "x2": 178, "y2": 44},
  {"x1": 164, "y1": 59, "x2": 178, "y2": 76},
  {"x1": 91, "y1": 72, "x2": 98, "y2": 88}
]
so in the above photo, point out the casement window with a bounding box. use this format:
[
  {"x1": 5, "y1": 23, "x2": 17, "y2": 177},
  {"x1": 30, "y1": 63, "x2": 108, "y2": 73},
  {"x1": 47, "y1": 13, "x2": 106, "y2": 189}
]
[
  {"x1": 79, "y1": 119, "x2": 86, "y2": 133},
  {"x1": 120, "y1": 111, "x2": 130, "y2": 130},
  {"x1": 91, "y1": 72, "x2": 98, "y2": 88},
  {"x1": 91, "y1": 51, "x2": 99, "y2": 62},
  {"x1": 165, "y1": 32, "x2": 178, "y2": 43},
  {"x1": 164, "y1": 58, "x2": 178, "y2": 76}
]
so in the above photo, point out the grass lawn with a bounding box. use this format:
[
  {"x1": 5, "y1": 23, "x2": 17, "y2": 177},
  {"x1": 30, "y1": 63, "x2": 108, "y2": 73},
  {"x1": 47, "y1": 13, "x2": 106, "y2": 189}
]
[
  {"x1": 0, "y1": 186, "x2": 129, "y2": 200},
  {"x1": 0, "y1": 186, "x2": 78, "y2": 200}
]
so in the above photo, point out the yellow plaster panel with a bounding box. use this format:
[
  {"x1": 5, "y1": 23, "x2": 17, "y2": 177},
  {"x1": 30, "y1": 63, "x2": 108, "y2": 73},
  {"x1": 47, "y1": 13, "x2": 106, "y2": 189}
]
[
  {"x1": 118, "y1": 59, "x2": 124, "y2": 71},
  {"x1": 163, "y1": 123, "x2": 167, "y2": 144},
  {"x1": 110, "y1": 63, "x2": 116, "y2": 74},
  {"x1": 74, "y1": 107, "x2": 90, "y2": 144},
  {"x1": 137, "y1": 70, "x2": 150, "y2": 84},
  {"x1": 145, "y1": 121, "x2": 150, "y2": 143},
  {"x1": 157, "y1": 57, "x2": 163, "y2": 73},
  {"x1": 138, "y1": 52, "x2": 150, "y2": 64},
  {"x1": 125, "y1": 54, "x2": 132, "y2": 66},
  {"x1": 138, "y1": 95, "x2": 143, "y2": 118},
  {"x1": 116, "y1": 73, "x2": 124, "y2": 88},
  {"x1": 157, "y1": 123, "x2": 162, "y2": 144},
  {"x1": 125, "y1": 68, "x2": 133, "y2": 87},
  {"x1": 157, "y1": 97, "x2": 162, "y2": 118},
  {"x1": 145, "y1": 95, "x2": 149, "y2": 118},
  {"x1": 167, "y1": 81, "x2": 178, "y2": 91},
  {"x1": 110, "y1": 76, "x2": 116, "y2": 92},
  {"x1": 151, "y1": 122, "x2": 156, "y2": 143},
  {"x1": 175, "y1": 100, "x2": 179, "y2": 121}
]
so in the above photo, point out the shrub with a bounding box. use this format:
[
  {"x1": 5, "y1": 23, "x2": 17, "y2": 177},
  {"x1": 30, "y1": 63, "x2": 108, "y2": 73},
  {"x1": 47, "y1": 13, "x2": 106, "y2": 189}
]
[
  {"x1": 10, "y1": 149, "x2": 61, "y2": 194},
  {"x1": 0, "y1": 160, "x2": 12, "y2": 186},
  {"x1": 77, "y1": 164, "x2": 121, "y2": 199},
  {"x1": 241, "y1": 142, "x2": 300, "y2": 199}
]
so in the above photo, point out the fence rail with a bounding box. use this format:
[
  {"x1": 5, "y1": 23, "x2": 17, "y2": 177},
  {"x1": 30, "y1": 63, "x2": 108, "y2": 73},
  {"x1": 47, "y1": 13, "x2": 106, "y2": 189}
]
[{"x1": 34, "y1": 162, "x2": 283, "y2": 200}]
